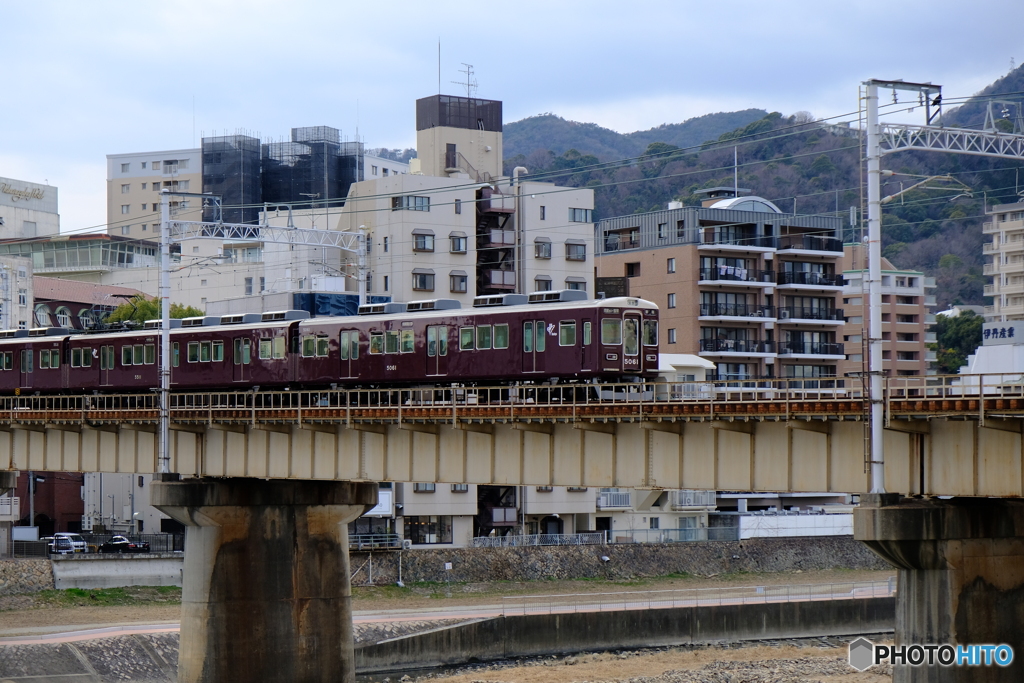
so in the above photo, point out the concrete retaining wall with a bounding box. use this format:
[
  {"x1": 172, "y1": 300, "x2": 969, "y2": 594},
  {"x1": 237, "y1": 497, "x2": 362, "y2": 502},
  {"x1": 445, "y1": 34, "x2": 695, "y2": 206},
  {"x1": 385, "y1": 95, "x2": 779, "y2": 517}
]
[
  {"x1": 50, "y1": 554, "x2": 183, "y2": 589},
  {"x1": 351, "y1": 536, "x2": 889, "y2": 585},
  {"x1": 0, "y1": 559, "x2": 54, "y2": 594},
  {"x1": 355, "y1": 596, "x2": 896, "y2": 673}
]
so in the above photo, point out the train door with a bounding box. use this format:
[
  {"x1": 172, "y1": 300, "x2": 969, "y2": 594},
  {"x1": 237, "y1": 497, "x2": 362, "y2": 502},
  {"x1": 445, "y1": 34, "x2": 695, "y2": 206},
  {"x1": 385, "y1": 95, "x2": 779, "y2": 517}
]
[
  {"x1": 580, "y1": 318, "x2": 594, "y2": 373},
  {"x1": 522, "y1": 320, "x2": 546, "y2": 373},
  {"x1": 622, "y1": 313, "x2": 641, "y2": 373},
  {"x1": 425, "y1": 325, "x2": 448, "y2": 376},
  {"x1": 233, "y1": 336, "x2": 251, "y2": 382},
  {"x1": 339, "y1": 330, "x2": 357, "y2": 379},
  {"x1": 18, "y1": 348, "x2": 32, "y2": 390},
  {"x1": 100, "y1": 345, "x2": 114, "y2": 386}
]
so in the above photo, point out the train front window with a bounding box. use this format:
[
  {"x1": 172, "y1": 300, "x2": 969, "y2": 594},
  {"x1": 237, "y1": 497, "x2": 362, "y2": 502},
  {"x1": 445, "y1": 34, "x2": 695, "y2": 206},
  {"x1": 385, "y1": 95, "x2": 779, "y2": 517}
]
[
  {"x1": 623, "y1": 319, "x2": 639, "y2": 356},
  {"x1": 601, "y1": 319, "x2": 622, "y2": 345},
  {"x1": 643, "y1": 320, "x2": 658, "y2": 346},
  {"x1": 493, "y1": 324, "x2": 509, "y2": 349}
]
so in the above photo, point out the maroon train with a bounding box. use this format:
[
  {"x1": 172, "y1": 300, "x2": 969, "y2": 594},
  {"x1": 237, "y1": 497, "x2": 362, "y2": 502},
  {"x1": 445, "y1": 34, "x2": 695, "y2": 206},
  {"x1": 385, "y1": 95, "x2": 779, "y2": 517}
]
[{"x1": 0, "y1": 292, "x2": 659, "y2": 393}]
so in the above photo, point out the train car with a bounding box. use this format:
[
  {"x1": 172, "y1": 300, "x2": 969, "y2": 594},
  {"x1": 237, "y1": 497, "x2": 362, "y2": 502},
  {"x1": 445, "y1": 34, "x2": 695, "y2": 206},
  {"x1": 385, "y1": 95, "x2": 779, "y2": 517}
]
[
  {"x1": 295, "y1": 291, "x2": 660, "y2": 387},
  {"x1": 0, "y1": 328, "x2": 71, "y2": 394}
]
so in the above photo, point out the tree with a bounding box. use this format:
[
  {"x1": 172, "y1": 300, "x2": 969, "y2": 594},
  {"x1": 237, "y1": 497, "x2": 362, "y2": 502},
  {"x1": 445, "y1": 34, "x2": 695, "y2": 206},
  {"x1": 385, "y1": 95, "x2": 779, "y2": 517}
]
[
  {"x1": 933, "y1": 310, "x2": 983, "y2": 374},
  {"x1": 105, "y1": 296, "x2": 204, "y2": 324}
]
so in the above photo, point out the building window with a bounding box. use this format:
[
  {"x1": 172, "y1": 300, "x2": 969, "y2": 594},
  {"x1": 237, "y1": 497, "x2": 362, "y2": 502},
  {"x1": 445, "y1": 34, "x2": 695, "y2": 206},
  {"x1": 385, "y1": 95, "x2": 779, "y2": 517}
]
[
  {"x1": 121, "y1": 205, "x2": 130, "y2": 214},
  {"x1": 535, "y1": 241, "x2": 552, "y2": 259},
  {"x1": 412, "y1": 272, "x2": 435, "y2": 291},
  {"x1": 667, "y1": 293, "x2": 676, "y2": 309},
  {"x1": 392, "y1": 195, "x2": 430, "y2": 211},
  {"x1": 565, "y1": 242, "x2": 586, "y2": 261},
  {"x1": 450, "y1": 235, "x2": 467, "y2": 253},
  {"x1": 536, "y1": 486, "x2": 553, "y2": 492},
  {"x1": 657, "y1": 222, "x2": 667, "y2": 238},
  {"x1": 18, "y1": 289, "x2": 27, "y2": 306},
  {"x1": 151, "y1": 160, "x2": 160, "y2": 170},
  {"x1": 650, "y1": 517, "x2": 660, "y2": 529},
  {"x1": 372, "y1": 165, "x2": 378, "y2": 175},
  {"x1": 141, "y1": 204, "x2": 147, "y2": 210},
  {"x1": 404, "y1": 515, "x2": 452, "y2": 545},
  {"x1": 413, "y1": 234, "x2": 435, "y2": 252},
  {"x1": 540, "y1": 206, "x2": 546, "y2": 220},
  {"x1": 676, "y1": 220, "x2": 685, "y2": 238},
  {"x1": 626, "y1": 262, "x2": 641, "y2": 278},
  {"x1": 568, "y1": 208, "x2": 593, "y2": 223},
  {"x1": 383, "y1": 236, "x2": 388, "y2": 252},
  {"x1": 120, "y1": 163, "x2": 130, "y2": 173},
  {"x1": 454, "y1": 199, "x2": 462, "y2": 214},
  {"x1": 383, "y1": 275, "x2": 389, "y2": 292},
  {"x1": 153, "y1": 182, "x2": 161, "y2": 191},
  {"x1": 382, "y1": 168, "x2": 389, "y2": 176},
  {"x1": 565, "y1": 279, "x2": 585, "y2": 292},
  {"x1": 535, "y1": 277, "x2": 552, "y2": 292},
  {"x1": 450, "y1": 274, "x2": 468, "y2": 293},
  {"x1": 413, "y1": 483, "x2": 436, "y2": 493},
  {"x1": 245, "y1": 277, "x2": 253, "y2": 296},
  {"x1": 121, "y1": 226, "x2": 130, "y2": 235},
  {"x1": 451, "y1": 484, "x2": 469, "y2": 492},
  {"x1": 667, "y1": 258, "x2": 676, "y2": 274},
  {"x1": 121, "y1": 184, "x2": 130, "y2": 194},
  {"x1": 668, "y1": 328, "x2": 677, "y2": 344},
  {"x1": 141, "y1": 162, "x2": 147, "y2": 169}
]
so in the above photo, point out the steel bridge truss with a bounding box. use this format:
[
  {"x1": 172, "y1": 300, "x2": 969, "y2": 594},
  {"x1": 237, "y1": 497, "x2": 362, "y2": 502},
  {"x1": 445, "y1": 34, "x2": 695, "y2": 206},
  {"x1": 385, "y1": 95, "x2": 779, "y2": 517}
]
[
  {"x1": 168, "y1": 220, "x2": 364, "y2": 253},
  {"x1": 880, "y1": 123, "x2": 1024, "y2": 161}
]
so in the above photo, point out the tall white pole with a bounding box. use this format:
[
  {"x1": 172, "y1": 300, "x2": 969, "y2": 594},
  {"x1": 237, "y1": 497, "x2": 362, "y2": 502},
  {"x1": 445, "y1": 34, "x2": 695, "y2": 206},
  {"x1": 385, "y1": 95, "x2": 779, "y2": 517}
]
[
  {"x1": 865, "y1": 82, "x2": 885, "y2": 493},
  {"x1": 158, "y1": 192, "x2": 171, "y2": 475},
  {"x1": 513, "y1": 167, "x2": 527, "y2": 295}
]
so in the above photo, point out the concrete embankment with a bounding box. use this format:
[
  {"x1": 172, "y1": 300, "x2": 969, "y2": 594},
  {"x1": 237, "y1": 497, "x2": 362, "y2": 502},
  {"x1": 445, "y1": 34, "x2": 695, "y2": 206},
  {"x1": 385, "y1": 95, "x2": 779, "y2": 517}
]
[
  {"x1": 354, "y1": 596, "x2": 895, "y2": 674},
  {"x1": 50, "y1": 554, "x2": 183, "y2": 590}
]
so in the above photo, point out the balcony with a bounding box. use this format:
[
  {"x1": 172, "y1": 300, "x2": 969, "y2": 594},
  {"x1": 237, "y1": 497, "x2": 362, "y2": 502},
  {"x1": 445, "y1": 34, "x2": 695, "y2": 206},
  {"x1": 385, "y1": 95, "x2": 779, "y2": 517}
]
[
  {"x1": 778, "y1": 341, "x2": 845, "y2": 358},
  {"x1": 699, "y1": 303, "x2": 775, "y2": 319},
  {"x1": 983, "y1": 221, "x2": 998, "y2": 234},
  {"x1": 603, "y1": 235, "x2": 639, "y2": 252},
  {"x1": 485, "y1": 229, "x2": 516, "y2": 247},
  {"x1": 699, "y1": 232, "x2": 776, "y2": 250},
  {"x1": 699, "y1": 338, "x2": 776, "y2": 355},
  {"x1": 984, "y1": 242, "x2": 999, "y2": 253},
  {"x1": 485, "y1": 269, "x2": 516, "y2": 290},
  {"x1": 984, "y1": 263, "x2": 998, "y2": 275},
  {"x1": 775, "y1": 271, "x2": 844, "y2": 287},
  {"x1": 597, "y1": 491, "x2": 631, "y2": 509},
  {"x1": 670, "y1": 490, "x2": 716, "y2": 509},
  {"x1": 778, "y1": 307, "x2": 844, "y2": 323},
  {"x1": 924, "y1": 277, "x2": 936, "y2": 289},
  {"x1": 698, "y1": 267, "x2": 775, "y2": 284},
  {"x1": 984, "y1": 284, "x2": 995, "y2": 295},
  {"x1": 777, "y1": 234, "x2": 843, "y2": 253},
  {"x1": 1005, "y1": 239, "x2": 1024, "y2": 253}
]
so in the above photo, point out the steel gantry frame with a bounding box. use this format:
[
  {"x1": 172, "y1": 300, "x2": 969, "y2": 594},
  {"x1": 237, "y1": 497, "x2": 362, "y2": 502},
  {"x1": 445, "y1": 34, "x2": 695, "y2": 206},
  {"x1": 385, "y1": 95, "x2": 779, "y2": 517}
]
[
  {"x1": 864, "y1": 78, "x2": 1024, "y2": 494},
  {"x1": 157, "y1": 191, "x2": 368, "y2": 474}
]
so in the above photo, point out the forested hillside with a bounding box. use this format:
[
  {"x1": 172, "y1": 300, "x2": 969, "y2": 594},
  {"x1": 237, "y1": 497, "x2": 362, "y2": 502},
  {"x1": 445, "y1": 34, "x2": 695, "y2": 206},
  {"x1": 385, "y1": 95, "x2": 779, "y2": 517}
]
[{"x1": 501, "y1": 65, "x2": 1024, "y2": 308}]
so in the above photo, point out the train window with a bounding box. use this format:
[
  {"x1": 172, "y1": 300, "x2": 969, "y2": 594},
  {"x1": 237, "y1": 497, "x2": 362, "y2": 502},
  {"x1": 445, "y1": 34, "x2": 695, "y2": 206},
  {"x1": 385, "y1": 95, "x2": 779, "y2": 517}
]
[
  {"x1": 213, "y1": 341, "x2": 224, "y2": 362},
  {"x1": 172, "y1": 343, "x2": 179, "y2": 367},
  {"x1": 200, "y1": 341, "x2": 211, "y2": 363},
  {"x1": 369, "y1": 333, "x2": 384, "y2": 354},
  {"x1": 122, "y1": 346, "x2": 133, "y2": 366},
  {"x1": 188, "y1": 342, "x2": 200, "y2": 363},
  {"x1": 601, "y1": 318, "x2": 622, "y2": 345},
  {"x1": 437, "y1": 327, "x2": 447, "y2": 356},
  {"x1": 426, "y1": 328, "x2": 436, "y2": 357},
  {"x1": 385, "y1": 331, "x2": 399, "y2": 354},
  {"x1": 583, "y1": 321, "x2": 592, "y2": 345},
  {"x1": 643, "y1": 320, "x2": 658, "y2": 346},
  {"x1": 460, "y1": 327, "x2": 474, "y2": 351},
  {"x1": 259, "y1": 339, "x2": 272, "y2": 360},
  {"x1": 400, "y1": 330, "x2": 414, "y2": 354},
  {"x1": 340, "y1": 332, "x2": 351, "y2": 360},
  {"x1": 493, "y1": 324, "x2": 509, "y2": 349},
  {"x1": 316, "y1": 335, "x2": 329, "y2": 357},
  {"x1": 536, "y1": 322, "x2": 546, "y2": 352},
  {"x1": 523, "y1": 322, "x2": 533, "y2": 353},
  {"x1": 476, "y1": 325, "x2": 492, "y2": 350},
  {"x1": 559, "y1": 321, "x2": 576, "y2": 346},
  {"x1": 234, "y1": 338, "x2": 251, "y2": 364},
  {"x1": 272, "y1": 338, "x2": 285, "y2": 359},
  {"x1": 100, "y1": 346, "x2": 114, "y2": 370},
  {"x1": 39, "y1": 350, "x2": 50, "y2": 369},
  {"x1": 145, "y1": 344, "x2": 156, "y2": 364},
  {"x1": 349, "y1": 333, "x2": 358, "y2": 360},
  {"x1": 2, "y1": 352, "x2": 11, "y2": 370},
  {"x1": 301, "y1": 335, "x2": 315, "y2": 357},
  {"x1": 623, "y1": 319, "x2": 639, "y2": 356},
  {"x1": 132, "y1": 344, "x2": 144, "y2": 365},
  {"x1": 20, "y1": 349, "x2": 32, "y2": 373},
  {"x1": 71, "y1": 348, "x2": 82, "y2": 368}
]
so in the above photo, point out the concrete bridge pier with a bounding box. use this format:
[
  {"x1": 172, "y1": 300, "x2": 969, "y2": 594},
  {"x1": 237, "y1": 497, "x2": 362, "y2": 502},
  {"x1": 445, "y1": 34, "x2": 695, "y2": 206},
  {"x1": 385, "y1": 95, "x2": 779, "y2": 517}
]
[
  {"x1": 855, "y1": 494, "x2": 1024, "y2": 682},
  {"x1": 152, "y1": 477, "x2": 377, "y2": 683}
]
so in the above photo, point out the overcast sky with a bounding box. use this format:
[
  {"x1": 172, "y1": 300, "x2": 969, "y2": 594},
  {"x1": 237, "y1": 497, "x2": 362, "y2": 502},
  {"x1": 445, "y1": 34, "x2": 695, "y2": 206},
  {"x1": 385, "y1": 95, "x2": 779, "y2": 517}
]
[{"x1": 4, "y1": 0, "x2": 1022, "y2": 232}]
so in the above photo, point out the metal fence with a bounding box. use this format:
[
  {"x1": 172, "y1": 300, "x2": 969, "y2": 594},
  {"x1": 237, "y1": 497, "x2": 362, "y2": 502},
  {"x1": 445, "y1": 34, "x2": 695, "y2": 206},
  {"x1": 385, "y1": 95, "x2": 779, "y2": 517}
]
[
  {"x1": 500, "y1": 579, "x2": 896, "y2": 616},
  {"x1": 79, "y1": 534, "x2": 184, "y2": 553},
  {"x1": 350, "y1": 533, "x2": 402, "y2": 550},
  {"x1": 472, "y1": 532, "x2": 606, "y2": 548}
]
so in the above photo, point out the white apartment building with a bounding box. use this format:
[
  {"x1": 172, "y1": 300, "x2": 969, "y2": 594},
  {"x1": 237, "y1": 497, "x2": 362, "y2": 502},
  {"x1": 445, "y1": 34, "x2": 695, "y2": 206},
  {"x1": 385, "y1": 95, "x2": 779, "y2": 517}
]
[
  {"x1": 984, "y1": 200, "x2": 1024, "y2": 321},
  {"x1": 106, "y1": 150, "x2": 204, "y2": 239},
  {"x1": 0, "y1": 176, "x2": 60, "y2": 240}
]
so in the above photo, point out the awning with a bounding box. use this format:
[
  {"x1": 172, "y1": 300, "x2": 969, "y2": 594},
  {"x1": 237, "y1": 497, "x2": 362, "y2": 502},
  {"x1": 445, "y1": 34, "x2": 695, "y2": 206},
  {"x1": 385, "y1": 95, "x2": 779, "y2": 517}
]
[
  {"x1": 449, "y1": 269, "x2": 468, "y2": 276},
  {"x1": 534, "y1": 236, "x2": 551, "y2": 243},
  {"x1": 411, "y1": 228, "x2": 435, "y2": 235},
  {"x1": 449, "y1": 231, "x2": 467, "y2": 237},
  {"x1": 411, "y1": 268, "x2": 435, "y2": 275},
  {"x1": 565, "y1": 239, "x2": 586, "y2": 244},
  {"x1": 565, "y1": 276, "x2": 586, "y2": 282}
]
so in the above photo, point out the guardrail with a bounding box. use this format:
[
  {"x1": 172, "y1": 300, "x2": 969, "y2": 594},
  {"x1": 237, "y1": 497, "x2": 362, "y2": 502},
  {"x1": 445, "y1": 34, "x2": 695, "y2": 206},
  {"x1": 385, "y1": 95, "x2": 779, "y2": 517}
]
[
  {"x1": 500, "y1": 579, "x2": 896, "y2": 616},
  {"x1": 471, "y1": 532, "x2": 606, "y2": 548},
  {"x1": 5, "y1": 375, "x2": 1024, "y2": 428}
]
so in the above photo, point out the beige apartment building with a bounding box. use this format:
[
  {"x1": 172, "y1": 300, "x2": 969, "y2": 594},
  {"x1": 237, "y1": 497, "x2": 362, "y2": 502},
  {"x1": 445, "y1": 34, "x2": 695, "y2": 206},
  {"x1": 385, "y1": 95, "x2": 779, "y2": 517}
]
[
  {"x1": 838, "y1": 243, "x2": 937, "y2": 384},
  {"x1": 596, "y1": 190, "x2": 845, "y2": 383},
  {"x1": 983, "y1": 200, "x2": 1024, "y2": 321},
  {"x1": 106, "y1": 149, "x2": 204, "y2": 239}
]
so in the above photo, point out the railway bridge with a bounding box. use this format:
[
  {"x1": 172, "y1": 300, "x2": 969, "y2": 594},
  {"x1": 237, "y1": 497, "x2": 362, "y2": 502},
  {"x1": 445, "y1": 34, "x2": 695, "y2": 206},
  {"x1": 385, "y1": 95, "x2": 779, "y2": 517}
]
[{"x1": 2, "y1": 375, "x2": 1024, "y2": 681}]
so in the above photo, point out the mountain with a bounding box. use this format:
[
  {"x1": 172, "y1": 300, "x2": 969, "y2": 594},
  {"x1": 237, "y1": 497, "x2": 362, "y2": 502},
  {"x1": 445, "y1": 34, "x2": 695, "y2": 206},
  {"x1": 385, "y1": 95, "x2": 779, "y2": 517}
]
[{"x1": 502, "y1": 109, "x2": 767, "y2": 162}]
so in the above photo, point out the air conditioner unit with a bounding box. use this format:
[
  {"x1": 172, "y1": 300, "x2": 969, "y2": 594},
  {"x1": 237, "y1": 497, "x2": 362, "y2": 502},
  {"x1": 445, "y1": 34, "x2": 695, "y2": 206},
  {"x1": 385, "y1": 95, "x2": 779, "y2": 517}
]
[
  {"x1": 779, "y1": 309, "x2": 790, "y2": 319},
  {"x1": 401, "y1": 539, "x2": 412, "y2": 550}
]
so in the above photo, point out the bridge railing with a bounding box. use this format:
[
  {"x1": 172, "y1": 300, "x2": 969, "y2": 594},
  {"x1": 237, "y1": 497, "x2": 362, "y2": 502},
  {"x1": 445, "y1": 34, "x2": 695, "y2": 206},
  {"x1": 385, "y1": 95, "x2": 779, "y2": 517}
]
[
  {"x1": 471, "y1": 532, "x2": 606, "y2": 548},
  {"x1": 499, "y1": 578, "x2": 896, "y2": 616}
]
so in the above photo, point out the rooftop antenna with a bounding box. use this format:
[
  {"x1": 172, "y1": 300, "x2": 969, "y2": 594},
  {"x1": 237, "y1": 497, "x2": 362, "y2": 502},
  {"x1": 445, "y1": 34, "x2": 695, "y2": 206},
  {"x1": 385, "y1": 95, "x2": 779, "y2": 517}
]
[
  {"x1": 452, "y1": 63, "x2": 477, "y2": 98},
  {"x1": 438, "y1": 40, "x2": 441, "y2": 94}
]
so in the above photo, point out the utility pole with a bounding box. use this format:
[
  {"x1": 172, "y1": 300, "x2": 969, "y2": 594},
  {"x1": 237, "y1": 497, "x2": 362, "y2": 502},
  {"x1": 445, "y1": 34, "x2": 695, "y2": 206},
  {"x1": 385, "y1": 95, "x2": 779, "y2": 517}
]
[
  {"x1": 158, "y1": 192, "x2": 171, "y2": 476},
  {"x1": 864, "y1": 82, "x2": 885, "y2": 493}
]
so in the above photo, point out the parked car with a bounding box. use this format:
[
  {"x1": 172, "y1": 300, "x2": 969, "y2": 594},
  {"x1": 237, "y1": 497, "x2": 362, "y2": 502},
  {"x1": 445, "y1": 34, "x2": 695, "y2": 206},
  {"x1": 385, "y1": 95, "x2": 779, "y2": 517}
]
[
  {"x1": 98, "y1": 536, "x2": 151, "y2": 554},
  {"x1": 47, "y1": 533, "x2": 86, "y2": 553}
]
